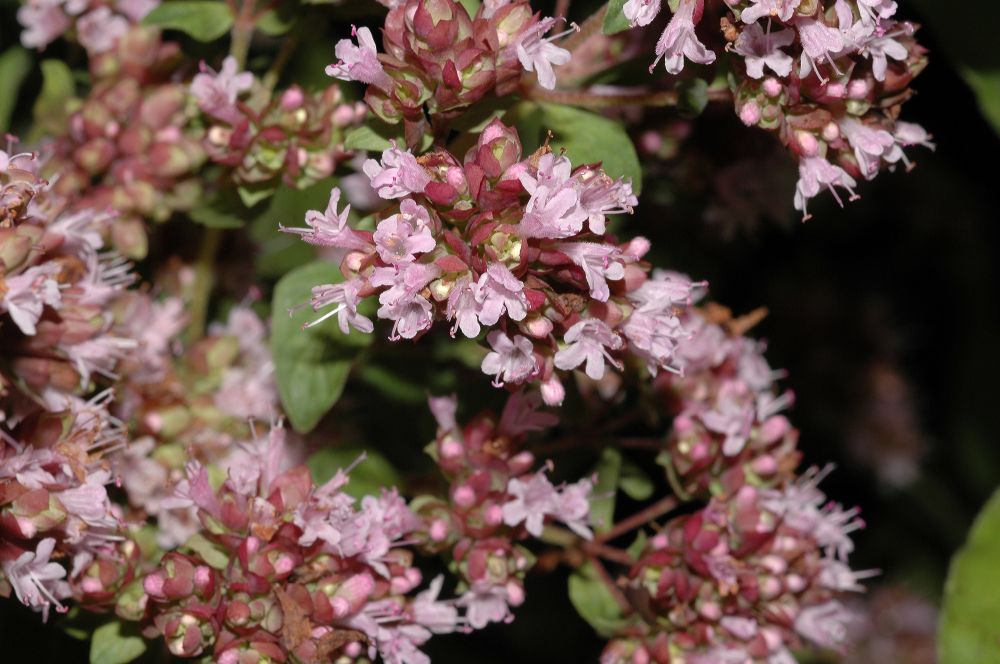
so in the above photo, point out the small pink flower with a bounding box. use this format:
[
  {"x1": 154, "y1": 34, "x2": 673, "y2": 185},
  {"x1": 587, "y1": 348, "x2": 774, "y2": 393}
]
[
  {"x1": 363, "y1": 143, "x2": 432, "y2": 200},
  {"x1": 650, "y1": 0, "x2": 716, "y2": 74},
  {"x1": 794, "y1": 156, "x2": 859, "y2": 220},
  {"x1": 624, "y1": 0, "x2": 661, "y2": 27},
  {"x1": 308, "y1": 277, "x2": 374, "y2": 334},
  {"x1": 733, "y1": 22, "x2": 795, "y2": 79},
  {"x1": 326, "y1": 26, "x2": 392, "y2": 92},
  {"x1": 190, "y1": 56, "x2": 253, "y2": 123},
  {"x1": 741, "y1": 0, "x2": 801, "y2": 24},
  {"x1": 514, "y1": 18, "x2": 574, "y2": 91},
  {"x1": 554, "y1": 318, "x2": 623, "y2": 380},
  {"x1": 371, "y1": 263, "x2": 440, "y2": 340},
  {"x1": 77, "y1": 7, "x2": 128, "y2": 54},
  {"x1": 373, "y1": 199, "x2": 435, "y2": 264},
  {"x1": 2, "y1": 264, "x2": 62, "y2": 336},
  {"x1": 475, "y1": 263, "x2": 528, "y2": 326},
  {"x1": 554, "y1": 241, "x2": 626, "y2": 302},
  {"x1": 2, "y1": 539, "x2": 70, "y2": 621},
  {"x1": 481, "y1": 331, "x2": 537, "y2": 387},
  {"x1": 281, "y1": 187, "x2": 373, "y2": 251}
]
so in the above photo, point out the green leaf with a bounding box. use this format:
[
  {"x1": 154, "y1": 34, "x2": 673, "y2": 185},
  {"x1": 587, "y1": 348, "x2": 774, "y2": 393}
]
[
  {"x1": 357, "y1": 364, "x2": 427, "y2": 404},
  {"x1": 90, "y1": 621, "x2": 147, "y2": 664},
  {"x1": 344, "y1": 125, "x2": 394, "y2": 152},
  {"x1": 32, "y1": 60, "x2": 76, "y2": 139},
  {"x1": 536, "y1": 103, "x2": 642, "y2": 194},
  {"x1": 182, "y1": 533, "x2": 230, "y2": 569},
  {"x1": 676, "y1": 78, "x2": 709, "y2": 118},
  {"x1": 619, "y1": 457, "x2": 654, "y2": 501},
  {"x1": 602, "y1": 0, "x2": 632, "y2": 35},
  {"x1": 457, "y1": 0, "x2": 481, "y2": 18},
  {"x1": 257, "y1": 9, "x2": 294, "y2": 36},
  {"x1": 143, "y1": 1, "x2": 235, "y2": 42},
  {"x1": 568, "y1": 562, "x2": 628, "y2": 637},
  {"x1": 940, "y1": 487, "x2": 1000, "y2": 663},
  {"x1": 248, "y1": 178, "x2": 335, "y2": 278},
  {"x1": 0, "y1": 47, "x2": 32, "y2": 134},
  {"x1": 590, "y1": 448, "x2": 622, "y2": 533},
  {"x1": 270, "y1": 261, "x2": 372, "y2": 433},
  {"x1": 306, "y1": 446, "x2": 402, "y2": 499}
]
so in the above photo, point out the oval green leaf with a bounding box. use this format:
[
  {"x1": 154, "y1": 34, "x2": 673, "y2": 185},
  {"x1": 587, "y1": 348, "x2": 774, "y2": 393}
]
[{"x1": 143, "y1": 1, "x2": 235, "y2": 42}]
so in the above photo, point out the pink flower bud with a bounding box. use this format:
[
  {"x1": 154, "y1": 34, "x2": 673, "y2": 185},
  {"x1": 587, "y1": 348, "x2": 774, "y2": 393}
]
[
  {"x1": 453, "y1": 484, "x2": 476, "y2": 508},
  {"x1": 739, "y1": 101, "x2": 761, "y2": 127},
  {"x1": 763, "y1": 77, "x2": 783, "y2": 98}
]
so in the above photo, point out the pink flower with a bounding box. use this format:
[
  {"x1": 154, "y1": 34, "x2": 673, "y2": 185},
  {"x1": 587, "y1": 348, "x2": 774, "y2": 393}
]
[
  {"x1": 446, "y1": 276, "x2": 483, "y2": 338},
  {"x1": 514, "y1": 18, "x2": 574, "y2": 91},
  {"x1": 552, "y1": 477, "x2": 593, "y2": 538},
  {"x1": 650, "y1": 0, "x2": 716, "y2": 74},
  {"x1": 77, "y1": 7, "x2": 128, "y2": 54},
  {"x1": 371, "y1": 263, "x2": 440, "y2": 339},
  {"x1": 326, "y1": 26, "x2": 393, "y2": 92},
  {"x1": 794, "y1": 156, "x2": 860, "y2": 220},
  {"x1": 733, "y1": 23, "x2": 795, "y2": 78},
  {"x1": 411, "y1": 575, "x2": 459, "y2": 634},
  {"x1": 498, "y1": 390, "x2": 558, "y2": 436},
  {"x1": 116, "y1": 0, "x2": 158, "y2": 22},
  {"x1": 190, "y1": 56, "x2": 253, "y2": 123},
  {"x1": 839, "y1": 117, "x2": 895, "y2": 179},
  {"x1": 481, "y1": 331, "x2": 537, "y2": 387},
  {"x1": 373, "y1": 199, "x2": 435, "y2": 264},
  {"x1": 861, "y1": 26, "x2": 909, "y2": 81},
  {"x1": 794, "y1": 15, "x2": 845, "y2": 82},
  {"x1": 554, "y1": 241, "x2": 626, "y2": 302},
  {"x1": 308, "y1": 277, "x2": 374, "y2": 334},
  {"x1": 2, "y1": 264, "x2": 62, "y2": 335},
  {"x1": 518, "y1": 154, "x2": 588, "y2": 239},
  {"x1": 624, "y1": 0, "x2": 661, "y2": 27},
  {"x1": 502, "y1": 473, "x2": 558, "y2": 536},
  {"x1": 475, "y1": 263, "x2": 528, "y2": 325},
  {"x1": 18, "y1": 1, "x2": 70, "y2": 50},
  {"x1": 740, "y1": 0, "x2": 801, "y2": 24},
  {"x1": 458, "y1": 585, "x2": 513, "y2": 629},
  {"x1": 554, "y1": 318, "x2": 623, "y2": 380},
  {"x1": 2, "y1": 539, "x2": 70, "y2": 621},
  {"x1": 574, "y1": 169, "x2": 638, "y2": 235},
  {"x1": 281, "y1": 187, "x2": 373, "y2": 251},
  {"x1": 363, "y1": 144, "x2": 432, "y2": 200},
  {"x1": 794, "y1": 601, "x2": 856, "y2": 649},
  {"x1": 700, "y1": 380, "x2": 756, "y2": 456}
]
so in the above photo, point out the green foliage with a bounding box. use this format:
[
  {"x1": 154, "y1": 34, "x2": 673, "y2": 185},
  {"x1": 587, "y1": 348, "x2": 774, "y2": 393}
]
[
  {"x1": 590, "y1": 448, "x2": 622, "y2": 534},
  {"x1": 567, "y1": 562, "x2": 629, "y2": 637},
  {"x1": 182, "y1": 533, "x2": 229, "y2": 570},
  {"x1": 676, "y1": 78, "x2": 709, "y2": 118},
  {"x1": 0, "y1": 47, "x2": 32, "y2": 134},
  {"x1": 32, "y1": 60, "x2": 76, "y2": 140},
  {"x1": 306, "y1": 446, "x2": 403, "y2": 498},
  {"x1": 619, "y1": 457, "x2": 654, "y2": 501},
  {"x1": 143, "y1": 1, "x2": 235, "y2": 42},
  {"x1": 602, "y1": 0, "x2": 632, "y2": 35},
  {"x1": 514, "y1": 102, "x2": 643, "y2": 194},
  {"x1": 188, "y1": 194, "x2": 248, "y2": 229},
  {"x1": 257, "y1": 8, "x2": 295, "y2": 37},
  {"x1": 89, "y1": 621, "x2": 146, "y2": 664},
  {"x1": 344, "y1": 125, "x2": 394, "y2": 152},
  {"x1": 940, "y1": 487, "x2": 1000, "y2": 663},
  {"x1": 248, "y1": 178, "x2": 334, "y2": 278},
  {"x1": 270, "y1": 261, "x2": 372, "y2": 433}
]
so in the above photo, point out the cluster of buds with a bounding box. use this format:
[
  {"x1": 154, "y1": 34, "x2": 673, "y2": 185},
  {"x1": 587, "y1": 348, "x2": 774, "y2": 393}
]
[
  {"x1": 284, "y1": 119, "x2": 711, "y2": 405},
  {"x1": 328, "y1": 0, "x2": 576, "y2": 139},
  {"x1": 622, "y1": 0, "x2": 930, "y2": 217},
  {"x1": 656, "y1": 306, "x2": 801, "y2": 500},
  {"x1": 113, "y1": 304, "x2": 280, "y2": 549},
  {"x1": 18, "y1": 0, "x2": 159, "y2": 55},
  {"x1": 602, "y1": 468, "x2": 872, "y2": 662},
  {"x1": 41, "y1": 26, "x2": 206, "y2": 258},
  {"x1": 412, "y1": 391, "x2": 593, "y2": 628},
  {"x1": 120, "y1": 425, "x2": 469, "y2": 662},
  {"x1": 191, "y1": 57, "x2": 366, "y2": 197}
]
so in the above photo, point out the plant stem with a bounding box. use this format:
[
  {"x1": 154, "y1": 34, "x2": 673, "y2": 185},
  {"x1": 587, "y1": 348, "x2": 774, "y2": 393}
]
[
  {"x1": 587, "y1": 555, "x2": 633, "y2": 615},
  {"x1": 185, "y1": 227, "x2": 222, "y2": 344},
  {"x1": 596, "y1": 494, "x2": 680, "y2": 543}
]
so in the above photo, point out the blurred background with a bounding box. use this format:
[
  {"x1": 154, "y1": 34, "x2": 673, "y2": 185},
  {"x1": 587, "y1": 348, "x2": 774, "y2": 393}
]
[{"x1": 1, "y1": 0, "x2": 998, "y2": 660}]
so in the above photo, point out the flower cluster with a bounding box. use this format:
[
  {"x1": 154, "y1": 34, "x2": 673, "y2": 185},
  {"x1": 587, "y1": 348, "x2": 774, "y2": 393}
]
[
  {"x1": 601, "y1": 469, "x2": 872, "y2": 662},
  {"x1": 328, "y1": 0, "x2": 575, "y2": 136},
  {"x1": 191, "y1": 57, "x2": 367, "y2": 198},
  {"x1": 121, "y1": 425, "x2": 467, "y2": 662},
  {"x1": 412, "y1": 391, "x2": 593, "y2": 628},
  {"x1": 656, "y1": 306, "x2": 801, "y2": 500},
  {"x1": 1, "y1": 143, "x2": 143, "y2": 620},
  {"x1": 286, "y1": 119, "x2": 713, "y2": 404},
  {"x1": 18, "y1": 0, "x2": 158, "y2": 55},
  {"x1": 40, "y1": 26, "x2": 206, "y2": 258},
  {"x1": 623, "y1": 0, "x2": 930, "y2": 217}
]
